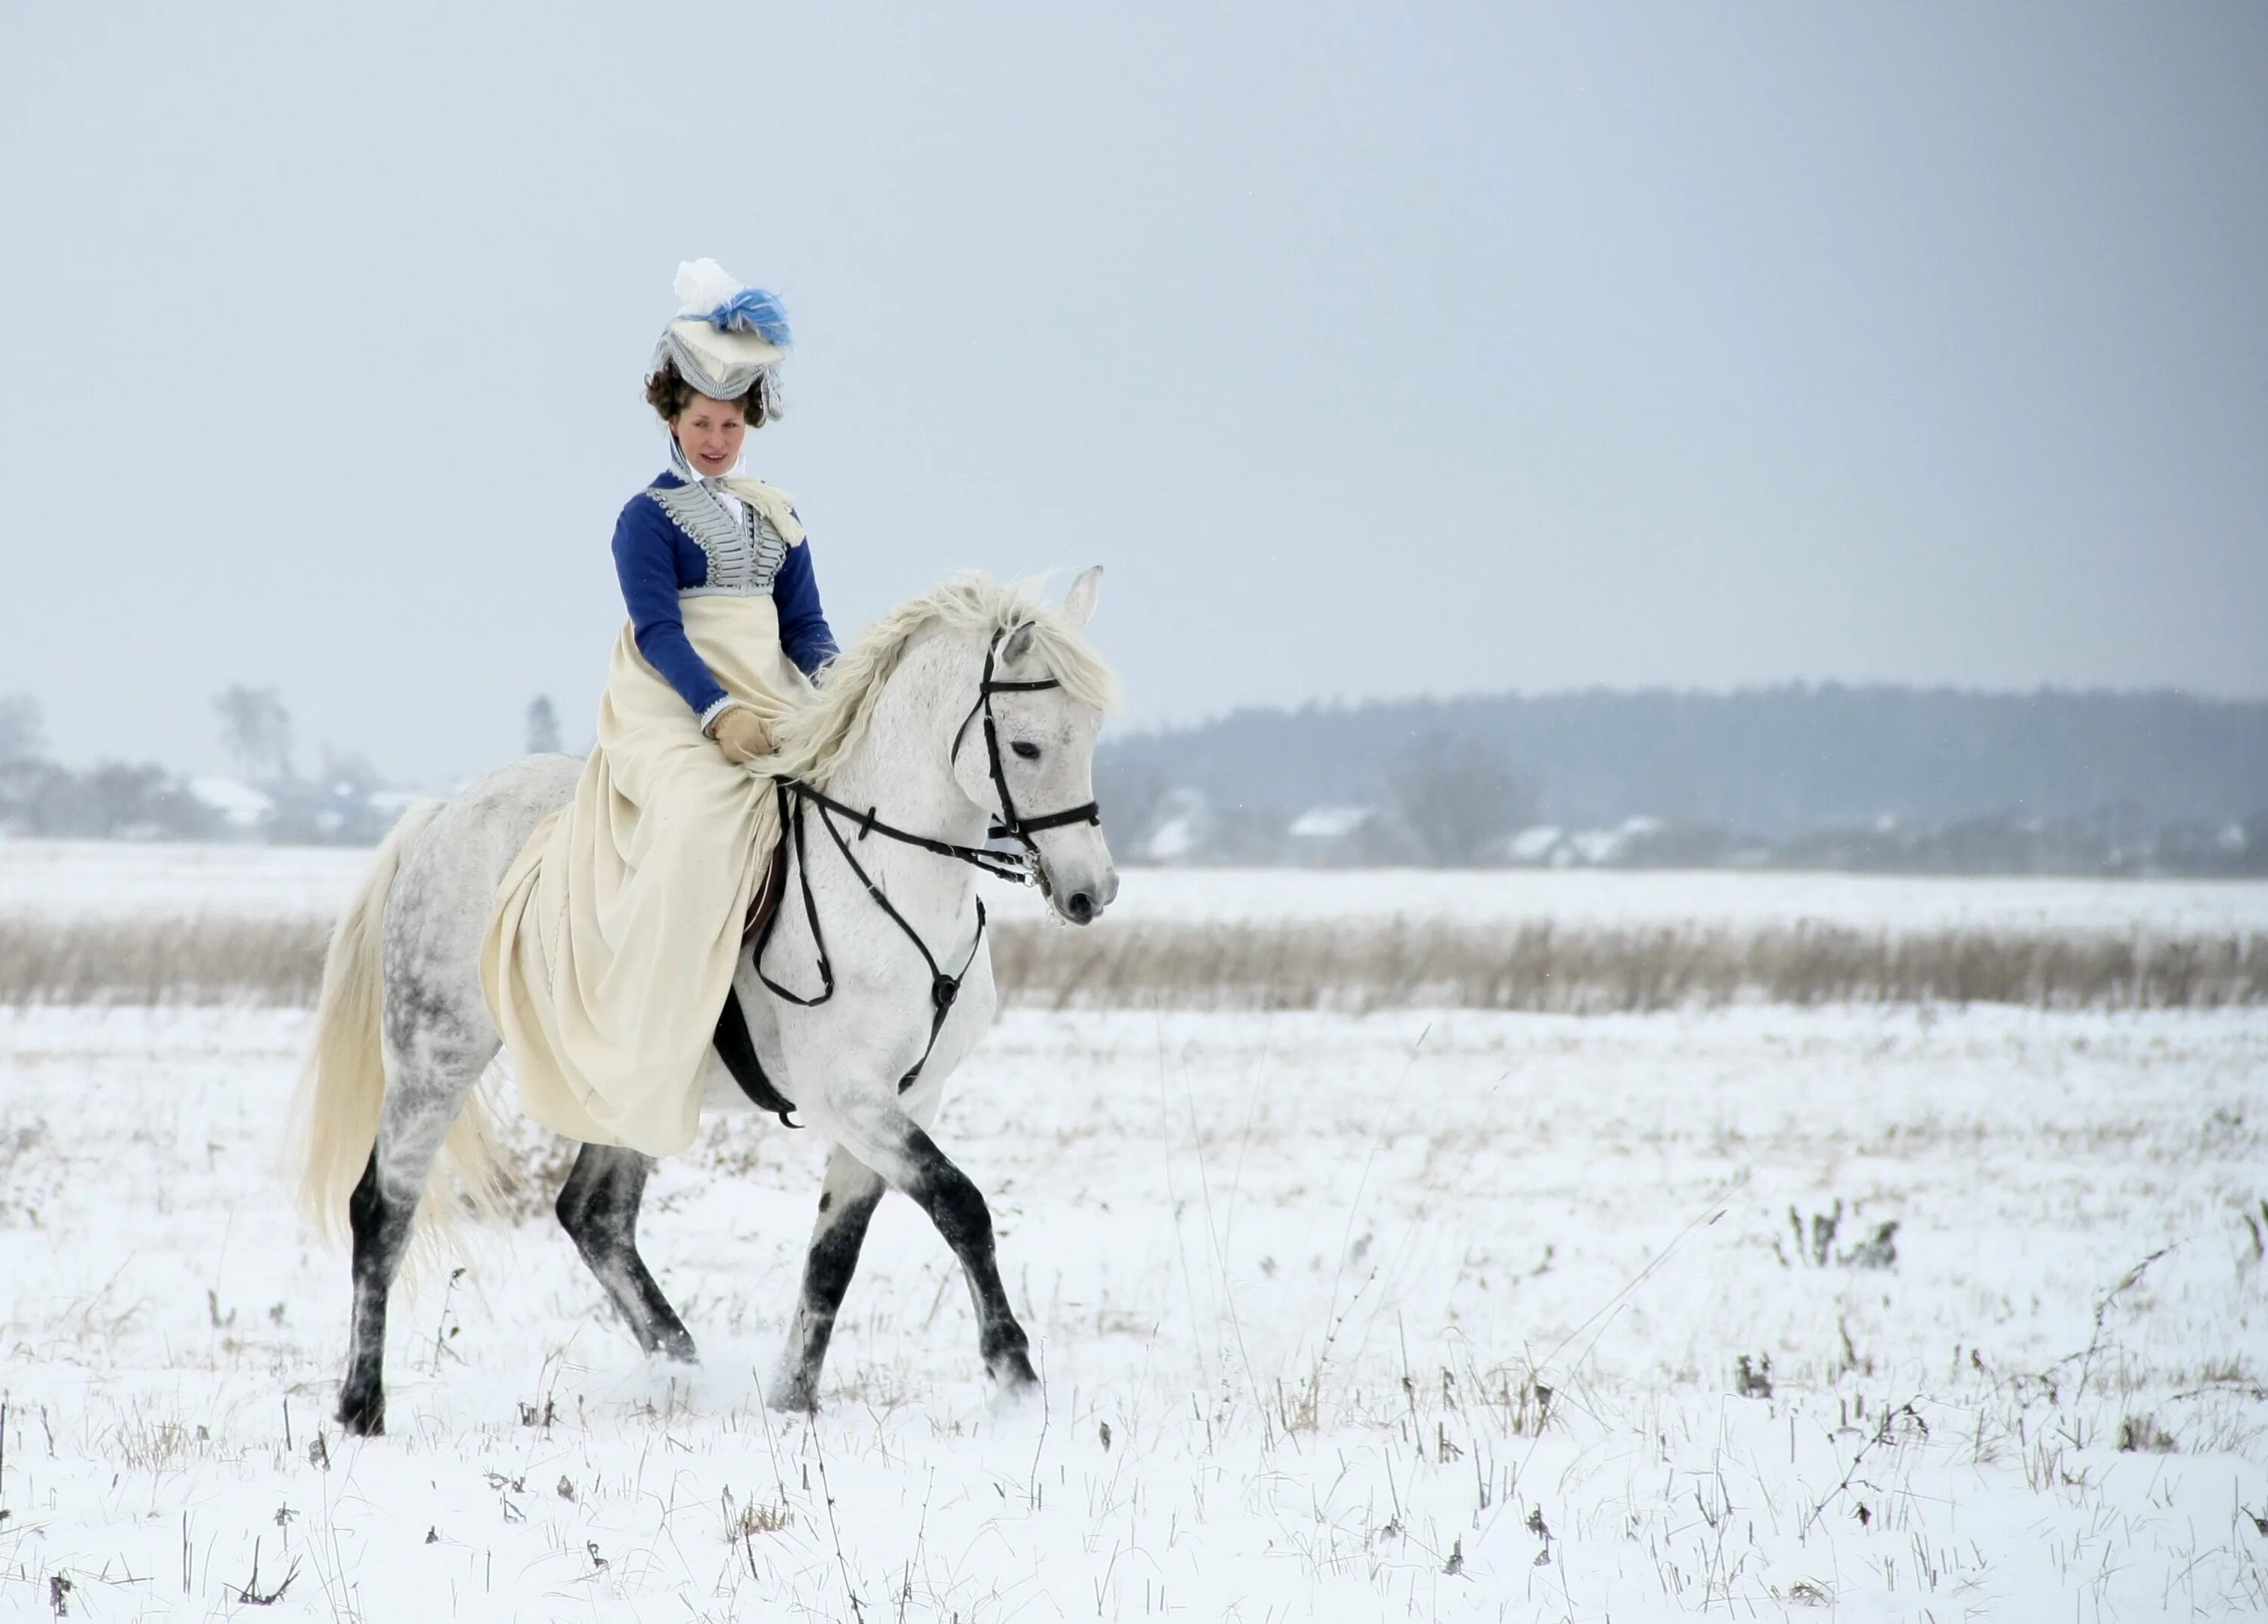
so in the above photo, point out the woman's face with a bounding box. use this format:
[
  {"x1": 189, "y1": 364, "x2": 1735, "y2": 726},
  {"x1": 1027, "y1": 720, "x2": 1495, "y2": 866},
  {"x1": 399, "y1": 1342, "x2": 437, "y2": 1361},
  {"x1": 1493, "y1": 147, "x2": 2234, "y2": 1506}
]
[{"x1": 674, "y1": 394, "x2": 749, "y2": 476}]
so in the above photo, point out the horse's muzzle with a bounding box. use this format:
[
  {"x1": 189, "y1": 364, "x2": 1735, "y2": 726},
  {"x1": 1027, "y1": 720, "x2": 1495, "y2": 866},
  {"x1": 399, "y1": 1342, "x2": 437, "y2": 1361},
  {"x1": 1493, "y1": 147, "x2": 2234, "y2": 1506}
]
[{"x1": 1052, "y1": 865, "x2": 1117, "y2": 927}]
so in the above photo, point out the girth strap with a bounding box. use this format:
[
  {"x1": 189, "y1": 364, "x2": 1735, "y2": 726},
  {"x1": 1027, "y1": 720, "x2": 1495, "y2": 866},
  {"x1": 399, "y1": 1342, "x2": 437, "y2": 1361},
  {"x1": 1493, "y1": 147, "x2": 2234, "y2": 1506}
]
[{"x1": 712, "y1": 986, "x2": 800, "y2": 1128}]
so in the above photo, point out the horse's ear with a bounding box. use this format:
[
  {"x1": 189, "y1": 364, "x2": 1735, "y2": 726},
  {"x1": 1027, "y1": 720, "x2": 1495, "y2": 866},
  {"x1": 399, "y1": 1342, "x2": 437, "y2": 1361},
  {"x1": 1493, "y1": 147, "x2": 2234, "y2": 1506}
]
[
  {"x1": 1001, "y1": 622, "x2": 1038, "y2": 665},
  {"x1": 1061, "y1": 566, "x2": 1102, "y2": 628}
]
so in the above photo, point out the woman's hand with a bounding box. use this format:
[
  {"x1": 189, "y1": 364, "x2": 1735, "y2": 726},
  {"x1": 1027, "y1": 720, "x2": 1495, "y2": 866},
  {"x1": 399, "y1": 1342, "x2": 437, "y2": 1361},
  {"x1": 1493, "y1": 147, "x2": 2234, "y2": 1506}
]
[{"x1": 708, "y1": 705, "x2": 773, "y2": 764}]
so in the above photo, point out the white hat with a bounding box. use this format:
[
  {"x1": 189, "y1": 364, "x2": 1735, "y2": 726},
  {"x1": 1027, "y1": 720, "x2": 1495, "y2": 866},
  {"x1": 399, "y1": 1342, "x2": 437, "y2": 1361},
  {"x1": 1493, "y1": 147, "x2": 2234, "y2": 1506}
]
[{"x1": 652, "y1": 258, "x2": 791, "y2": 411}]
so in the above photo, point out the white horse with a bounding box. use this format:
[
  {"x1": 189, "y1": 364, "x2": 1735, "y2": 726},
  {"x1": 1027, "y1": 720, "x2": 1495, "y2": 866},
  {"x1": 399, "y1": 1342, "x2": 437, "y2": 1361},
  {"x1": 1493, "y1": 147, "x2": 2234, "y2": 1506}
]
[{"x1": 290, "y1": 571, "x2": 1118, "y2": 1436}]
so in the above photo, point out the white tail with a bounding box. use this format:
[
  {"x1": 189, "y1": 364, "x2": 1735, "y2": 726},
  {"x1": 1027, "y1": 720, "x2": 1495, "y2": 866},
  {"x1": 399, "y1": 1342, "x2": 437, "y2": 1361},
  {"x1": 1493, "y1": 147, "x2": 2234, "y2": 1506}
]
[{"x1": 288, "y1": 801, "x2": 506, "y2": 1242}]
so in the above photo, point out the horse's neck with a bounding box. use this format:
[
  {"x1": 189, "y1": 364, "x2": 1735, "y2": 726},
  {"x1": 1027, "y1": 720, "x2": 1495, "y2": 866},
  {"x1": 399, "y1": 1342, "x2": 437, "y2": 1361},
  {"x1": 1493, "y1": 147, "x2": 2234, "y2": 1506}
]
[{"x1": 809, "y1": 631, "x2": 987, "y2": 924}]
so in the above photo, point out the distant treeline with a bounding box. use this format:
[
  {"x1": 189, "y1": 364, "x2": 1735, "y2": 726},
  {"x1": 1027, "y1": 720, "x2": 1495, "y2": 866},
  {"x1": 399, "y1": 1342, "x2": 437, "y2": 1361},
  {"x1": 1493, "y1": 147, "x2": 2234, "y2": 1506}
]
[
  {"x1": 1098, "y1": 685, "x2": 2268, "y2": 839},
  {"x1": 0, "y1": 689, "x2": 404, "y2": 845}
]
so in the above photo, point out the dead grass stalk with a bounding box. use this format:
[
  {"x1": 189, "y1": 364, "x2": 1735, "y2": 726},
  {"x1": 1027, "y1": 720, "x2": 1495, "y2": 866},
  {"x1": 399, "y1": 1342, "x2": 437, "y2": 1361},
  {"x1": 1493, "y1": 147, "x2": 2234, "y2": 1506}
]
[{"x1": 2, "y1": 913, "x2": 2260, "y2": 1012}]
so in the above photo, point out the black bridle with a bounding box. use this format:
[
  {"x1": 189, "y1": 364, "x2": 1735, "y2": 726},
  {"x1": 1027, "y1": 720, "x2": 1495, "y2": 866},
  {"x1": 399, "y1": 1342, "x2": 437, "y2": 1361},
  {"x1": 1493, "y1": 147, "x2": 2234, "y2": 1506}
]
[
  {"x1": 947, "y1": 631, "x2": 1102, "y2": 851},
  {"x1": 717, "y1": 626, "x2": 1102, "y2": 1125}
]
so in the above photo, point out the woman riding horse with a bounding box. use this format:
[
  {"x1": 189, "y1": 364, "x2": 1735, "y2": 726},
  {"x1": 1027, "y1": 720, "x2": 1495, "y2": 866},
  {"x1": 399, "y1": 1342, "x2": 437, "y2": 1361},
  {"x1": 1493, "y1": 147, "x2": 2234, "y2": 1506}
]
[
  {"x1": 482, "y1": 260, "x2": 837, "y2": 1158},
  {"x1": 298, "y1": 261, "x2": 1120, "y2": 1435}
]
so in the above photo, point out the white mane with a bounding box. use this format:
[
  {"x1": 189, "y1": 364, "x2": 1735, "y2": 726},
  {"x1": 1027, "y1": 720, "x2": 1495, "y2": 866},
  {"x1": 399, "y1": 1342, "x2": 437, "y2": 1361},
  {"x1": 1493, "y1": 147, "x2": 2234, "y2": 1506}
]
[{"x1": 770, "y1": 575, "x2": 1120, "y2": 789}]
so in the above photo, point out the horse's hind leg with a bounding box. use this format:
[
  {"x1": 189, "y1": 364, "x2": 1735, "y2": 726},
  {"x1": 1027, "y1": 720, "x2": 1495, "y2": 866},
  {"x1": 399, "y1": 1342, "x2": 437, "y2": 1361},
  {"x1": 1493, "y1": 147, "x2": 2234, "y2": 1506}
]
[
  {"x1": 339, "y1": 971, "x2": 497, "y2": 1436},
  {"x1": 556, "y1": 1144, "x2": 696, "y2": 1362},
  {"x1": 337, "y1": 1058, "x2": 478, "y2": 1436},
  {"x1": 339, "y1": 1147, "x2": 413, "y2": 1436},
  {"x1": 770, "y1": 1143, "x2": 888, "y2": 1412}
]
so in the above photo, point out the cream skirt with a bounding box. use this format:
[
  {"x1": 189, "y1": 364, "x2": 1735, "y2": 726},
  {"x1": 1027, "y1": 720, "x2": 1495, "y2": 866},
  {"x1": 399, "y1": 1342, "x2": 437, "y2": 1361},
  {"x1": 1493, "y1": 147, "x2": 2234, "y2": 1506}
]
[{"x1": 480, "y1": 596, "x2": 807, "y2": 1157}]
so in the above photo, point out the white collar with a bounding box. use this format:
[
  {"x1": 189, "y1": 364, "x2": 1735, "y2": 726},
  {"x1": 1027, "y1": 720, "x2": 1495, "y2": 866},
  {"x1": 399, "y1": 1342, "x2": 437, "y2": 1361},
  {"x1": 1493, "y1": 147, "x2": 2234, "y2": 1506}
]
[{"x1": 667, "y1": 443, "x2": 748, "y2": 527}]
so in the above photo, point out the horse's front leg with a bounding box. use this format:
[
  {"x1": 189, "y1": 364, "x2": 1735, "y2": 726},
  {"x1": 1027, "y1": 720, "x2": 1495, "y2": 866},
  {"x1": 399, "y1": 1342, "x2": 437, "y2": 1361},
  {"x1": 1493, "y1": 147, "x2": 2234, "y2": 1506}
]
[
  {"x1": 811, "y1": 1104, "x2": 1036, "y2": 1397},
  {"x1": 770, "y1": 1142, "x2": 888, "y2": 1412},
  {"x1": 556, "y1": 1143, "x2": 698, "y2": 1363},
  {"x1": 907, "y1": 1121, "x2": 1038, "y2": 1390}
]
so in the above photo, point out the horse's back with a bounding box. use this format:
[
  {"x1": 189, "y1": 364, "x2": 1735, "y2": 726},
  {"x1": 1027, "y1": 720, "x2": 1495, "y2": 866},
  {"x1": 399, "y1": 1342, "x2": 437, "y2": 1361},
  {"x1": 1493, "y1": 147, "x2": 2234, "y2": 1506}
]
[{"x1": 383, "y1": 753, "x2": 584, "y2": 1019}]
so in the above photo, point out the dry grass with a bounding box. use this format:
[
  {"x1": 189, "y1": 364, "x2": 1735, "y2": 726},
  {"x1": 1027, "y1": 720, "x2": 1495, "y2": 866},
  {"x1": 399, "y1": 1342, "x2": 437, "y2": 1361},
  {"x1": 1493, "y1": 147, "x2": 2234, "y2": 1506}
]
[
  {"x1": 2, "y1": 912, "x2": 2262, "y2": 1011},
  {"x1": 0, "y1": 915, "x2": 327, "y2": 1006},
  {"x1": 990, "y1": 918, "x2": 2268, "y2": 1013}
]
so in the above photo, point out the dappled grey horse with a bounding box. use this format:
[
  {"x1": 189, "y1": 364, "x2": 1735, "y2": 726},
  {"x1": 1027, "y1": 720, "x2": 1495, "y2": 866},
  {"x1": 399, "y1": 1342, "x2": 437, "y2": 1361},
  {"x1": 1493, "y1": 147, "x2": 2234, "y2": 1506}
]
[{"x1": 290, "y1": 572, "x2": 1117, "y2": 1435}]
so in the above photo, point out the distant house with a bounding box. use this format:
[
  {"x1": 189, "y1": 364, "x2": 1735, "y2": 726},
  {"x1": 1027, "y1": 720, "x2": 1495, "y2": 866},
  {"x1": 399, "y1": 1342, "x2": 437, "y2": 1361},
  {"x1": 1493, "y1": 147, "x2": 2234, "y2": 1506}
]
[
  {"x1": 1284, "y1": 804, "x2": 1424, "y2": 866},
  {"x1": 1501, "y1": 824, "x2": 1576, "y2": 867},
  {"x1": 190, "y1": 776, "x2": 273, "y2": 836},
  {"x1": 1570, "y1": 816, "x2": 1664, "y2": 866},
  {"x1": 1286, "y1": 804, "x2": 1371, "y2": 842},
  {"x1": 1141, "y1": 788, "x2": 1210, "y2": 865}
]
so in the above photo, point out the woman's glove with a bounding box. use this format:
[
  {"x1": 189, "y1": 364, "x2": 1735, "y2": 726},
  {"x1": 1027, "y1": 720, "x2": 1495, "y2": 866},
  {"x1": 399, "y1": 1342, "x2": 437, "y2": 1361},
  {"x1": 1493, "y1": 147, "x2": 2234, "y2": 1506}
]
[{"x1": 708, "y1": 705, "x2": 773, "y2": 764}]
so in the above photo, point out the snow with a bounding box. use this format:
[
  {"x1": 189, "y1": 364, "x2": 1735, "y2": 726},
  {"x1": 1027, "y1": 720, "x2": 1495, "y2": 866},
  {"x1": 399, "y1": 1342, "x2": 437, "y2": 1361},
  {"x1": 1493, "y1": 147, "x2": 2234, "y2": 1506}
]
[
  {"x1": 3, "y1": 1000, "x2": 2263, "y2": 1619},
  {"x1": 984, "y1": 864, "x2": 2268, "y2": 936},
  {"x1": 0, "y1": 840, "x2": 367, "y2": 921},
  {"x1": 8, "y1": 840, "x2": 2268, "y2": 937}
]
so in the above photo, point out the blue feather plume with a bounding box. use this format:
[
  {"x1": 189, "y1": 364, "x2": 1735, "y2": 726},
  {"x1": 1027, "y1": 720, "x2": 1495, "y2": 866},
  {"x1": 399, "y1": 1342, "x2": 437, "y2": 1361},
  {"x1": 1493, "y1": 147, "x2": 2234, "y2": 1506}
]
[{"x1": 705, "y1": 287, "x2": 792, "y2": 346}]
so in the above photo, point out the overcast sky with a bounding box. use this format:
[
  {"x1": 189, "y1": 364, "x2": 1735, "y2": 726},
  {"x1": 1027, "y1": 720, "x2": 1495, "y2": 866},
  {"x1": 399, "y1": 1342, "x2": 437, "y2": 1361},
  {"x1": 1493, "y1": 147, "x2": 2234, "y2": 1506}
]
[{"x1": 3, "y1": 3, "x2": 2263, "y2": 786}]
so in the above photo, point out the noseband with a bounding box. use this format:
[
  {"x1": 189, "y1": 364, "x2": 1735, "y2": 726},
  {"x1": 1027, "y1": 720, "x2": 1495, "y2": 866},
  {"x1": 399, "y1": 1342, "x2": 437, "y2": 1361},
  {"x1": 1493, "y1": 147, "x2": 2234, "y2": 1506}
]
[{"x1": 727, "y1": 625, "x2": 1104, "y2": 1121}]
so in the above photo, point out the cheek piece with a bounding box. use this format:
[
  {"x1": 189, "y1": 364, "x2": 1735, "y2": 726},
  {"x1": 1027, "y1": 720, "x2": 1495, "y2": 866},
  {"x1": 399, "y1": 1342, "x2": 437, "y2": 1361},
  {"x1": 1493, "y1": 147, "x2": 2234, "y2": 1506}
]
[{"x1": 948, "y1": 627, "x2": 1103, "y2": 856}]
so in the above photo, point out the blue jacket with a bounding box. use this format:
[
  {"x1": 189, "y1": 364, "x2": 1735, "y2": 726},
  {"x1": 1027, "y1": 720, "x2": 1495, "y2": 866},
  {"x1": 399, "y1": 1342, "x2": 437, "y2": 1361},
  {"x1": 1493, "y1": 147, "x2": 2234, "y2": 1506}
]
[{"x1": 611, "y1": 470, "x2": 838, "y2": 718}]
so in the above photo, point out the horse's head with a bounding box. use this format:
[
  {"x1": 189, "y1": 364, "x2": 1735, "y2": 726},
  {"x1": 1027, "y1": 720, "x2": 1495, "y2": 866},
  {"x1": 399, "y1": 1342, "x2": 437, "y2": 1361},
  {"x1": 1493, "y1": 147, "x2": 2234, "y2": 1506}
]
[{"x1": 950, "y1": 566, "x2": 1119, "y2": 925}]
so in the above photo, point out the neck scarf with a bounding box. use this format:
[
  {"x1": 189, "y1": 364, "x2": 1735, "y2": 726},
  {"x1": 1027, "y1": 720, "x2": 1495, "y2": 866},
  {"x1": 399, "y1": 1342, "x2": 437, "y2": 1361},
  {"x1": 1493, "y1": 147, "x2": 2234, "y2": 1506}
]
[{"x1": 664, "y1": 439, "x2": 806, "y2": 548}]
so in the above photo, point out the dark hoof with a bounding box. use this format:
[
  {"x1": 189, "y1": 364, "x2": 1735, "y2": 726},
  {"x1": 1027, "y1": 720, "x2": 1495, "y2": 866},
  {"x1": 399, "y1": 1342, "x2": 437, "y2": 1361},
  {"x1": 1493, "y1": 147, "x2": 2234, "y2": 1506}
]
[
  {"x1": 337, "y1": 1389, "x2": 385, "y2": 1437},
  {"x1": 657, "y1": 1330, "x2": 699, "y2": 1365},
  {"x1": 987, "y1": 1348, "x2": 1039, "y2": 1391},
  {"x1": 767, "y1": 1373, "x2": 819, "y2": 1415}
]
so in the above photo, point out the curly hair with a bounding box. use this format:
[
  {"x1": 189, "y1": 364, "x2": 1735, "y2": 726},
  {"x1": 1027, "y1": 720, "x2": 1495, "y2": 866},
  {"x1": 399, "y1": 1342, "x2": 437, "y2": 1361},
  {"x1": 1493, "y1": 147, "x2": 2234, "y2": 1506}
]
[{"x1": 643, "y1": 356, "x2": 767, "y2": 427}]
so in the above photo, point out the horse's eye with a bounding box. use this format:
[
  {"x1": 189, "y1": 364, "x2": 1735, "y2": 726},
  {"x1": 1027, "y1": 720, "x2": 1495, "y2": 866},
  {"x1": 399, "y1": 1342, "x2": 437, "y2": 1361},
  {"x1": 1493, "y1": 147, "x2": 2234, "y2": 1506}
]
[{"x1": 1012, "y1": 741, "x2": 1041, "y2": 761}]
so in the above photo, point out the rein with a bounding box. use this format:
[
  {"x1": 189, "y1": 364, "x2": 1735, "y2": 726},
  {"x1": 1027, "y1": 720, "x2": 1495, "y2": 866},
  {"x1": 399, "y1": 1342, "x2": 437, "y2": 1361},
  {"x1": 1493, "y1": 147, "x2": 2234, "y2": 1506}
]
[{"x1": 727, "y1": 627, "x2": 1102, "y2": 1122}]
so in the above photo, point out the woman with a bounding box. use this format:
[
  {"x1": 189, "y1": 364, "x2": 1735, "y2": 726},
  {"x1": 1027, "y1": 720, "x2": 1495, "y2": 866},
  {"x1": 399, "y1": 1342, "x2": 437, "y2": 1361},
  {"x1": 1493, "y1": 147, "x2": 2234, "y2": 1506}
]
[
  {"x1": 482, "y1": 261, "x2": 835, "y2": 1158},
  {"x1": 614, "y1": 261, "x2": 838, "y2": 754}
]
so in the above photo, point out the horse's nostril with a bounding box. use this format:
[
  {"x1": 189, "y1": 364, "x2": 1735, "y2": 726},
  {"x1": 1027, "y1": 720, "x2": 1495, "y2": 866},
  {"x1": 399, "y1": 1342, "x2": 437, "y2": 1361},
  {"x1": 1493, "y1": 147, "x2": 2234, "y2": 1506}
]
[{"x1": 1066, "y1": 891, "x2": 1095, "y2": 923}]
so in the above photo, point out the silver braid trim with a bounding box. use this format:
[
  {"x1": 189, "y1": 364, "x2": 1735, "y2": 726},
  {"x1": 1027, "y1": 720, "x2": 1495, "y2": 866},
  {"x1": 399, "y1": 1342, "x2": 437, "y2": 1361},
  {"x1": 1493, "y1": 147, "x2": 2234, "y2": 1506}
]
[{"x1": 646, "y1": 481, "x2": 791, "y2": 597}]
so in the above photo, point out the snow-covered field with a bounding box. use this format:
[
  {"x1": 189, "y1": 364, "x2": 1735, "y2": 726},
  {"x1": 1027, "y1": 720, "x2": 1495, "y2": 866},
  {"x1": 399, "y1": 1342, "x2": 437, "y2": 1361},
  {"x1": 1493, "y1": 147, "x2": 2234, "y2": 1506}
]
[
  {"x1": 4, "y1": 999, "x2": 2264, "y2": 1619},
  {"x1": 0, "y1": 842, "x2": 367, "y2": 924},
  {"x1": 1016, "y1": 868, "x2": 2268, "y2": 938},
  {"x1": 8, "y1": 836, "x2": 2268, "y2": 935}
]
